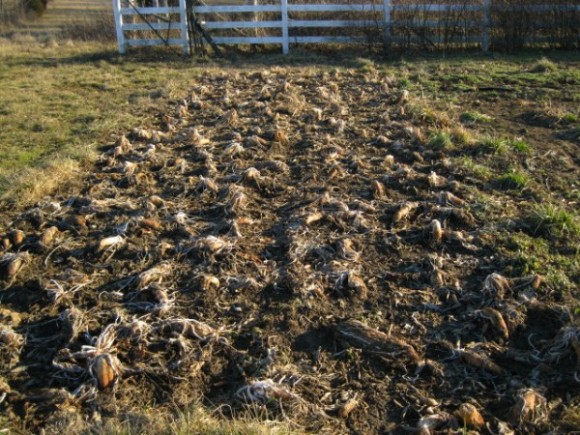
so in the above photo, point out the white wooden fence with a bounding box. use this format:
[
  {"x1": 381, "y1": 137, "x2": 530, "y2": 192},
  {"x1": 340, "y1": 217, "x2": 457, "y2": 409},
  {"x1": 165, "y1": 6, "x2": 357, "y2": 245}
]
[
  {"x1": 112, "y1": 1, "x2": 580, "y2": 55},
  {"x1": 113, "y1": 0, "x2": 189, "y2": 54}
]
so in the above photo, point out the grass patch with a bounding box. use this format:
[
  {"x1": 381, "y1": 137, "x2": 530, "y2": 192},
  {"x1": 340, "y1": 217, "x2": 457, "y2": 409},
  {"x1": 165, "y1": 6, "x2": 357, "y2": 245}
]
[
  {"x1": 501, "y1": 232, "x2": 578, "y2": 292},
  {"x1": 508, "y1": 138, "x2": 532, "y2": 153},
  {"x1": 460, "y1": 111, "x2": 492, "y2": 124},
  {"x1": 457, "y1": 156, "x2": 492, "y2": 179},
  {"x1": 428, "y1": 130, "x2": 453, "y2": 150},
  {"x1": 529, "y1": 57, "x2": 557, "y2": 73},
  {"x1": 0, "y1": 39, "x2": 201, "y2": 204},
  {"x1": 496, "y1": 169, "x2": 529, "y2": 190},
  {"x1": 36, "y1": 404, "x2": 297, "y2": 435},
  {"x1": 406, "y1": 101, "x2": 448, "y2": 126},
  {"x1": 479, "y1": 136, "x2": 508, "y2": 154},
  {"x1": 528, "y1": 204, "x2": 580, "y2": 236},
  {"x1": 561, "y1": 113, "x2": 578, "y2": 124},
  {"x1": 450, "y1": 126, "x2": 475, "y2": 147}
]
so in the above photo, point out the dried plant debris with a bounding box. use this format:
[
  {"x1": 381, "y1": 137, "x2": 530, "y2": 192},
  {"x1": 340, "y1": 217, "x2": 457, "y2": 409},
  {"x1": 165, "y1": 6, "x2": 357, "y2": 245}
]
[
  {"x1": 335, "y1": 319, "x2": 421, "y2": 363},
  {"x1": 0, "y1": 67, "x2": 578, "y2": 434}
]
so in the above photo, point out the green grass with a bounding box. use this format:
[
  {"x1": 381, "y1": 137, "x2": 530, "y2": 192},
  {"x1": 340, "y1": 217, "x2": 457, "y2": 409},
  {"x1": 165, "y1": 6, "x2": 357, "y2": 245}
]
[
  {"x1": 496, "y1": 170, "x2": 530, "y2": 190},
  {"x1": 529, "y1": 56, "x2": 557, "y2": 73},
  {"x1": 450, "y1": 127, "x2": 474, "y2": 147},
  {"x1": 529, "y1": 204, "x2": 580, "y2": 236},
  {"x1": 508, "y1": 138, "x2": 532, "y2": 153},
  {"x1": 561, "y1": 113, "x2": 578, "y2": 123},
  {"x1": 28, "y1": 404, "x2": 297, "y2": 435},
  {"x1": 0, "y1": 40, "x2": 201, "y2": 202},
  {"x1": 428, "y1": 130, "x2": 453, "y2": 149},
  {"x1": 460, "y1": 111, "x2": 492, "y2": 124},
  {"x1": 456, "y1": 156, "x2": 492, "y2": 179},
  {"x1": 480, "y1": 136, "x2": 508, "y2": 154},
  {"x1": 502, "y1": 232, "x2": 578, "y2": 292}
]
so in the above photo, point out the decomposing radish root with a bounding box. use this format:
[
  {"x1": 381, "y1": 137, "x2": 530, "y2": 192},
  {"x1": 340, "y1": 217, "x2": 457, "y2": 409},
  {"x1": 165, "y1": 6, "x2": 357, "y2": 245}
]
[
  {"x1": 442, "y1": 229, "x2": 474, "y2": 245},
  {"x1": 456, "y1": 348, "x2": 503, "y2": 375},
  {"x1": 430, "y1": 269, "x2": 445, "y2": 288},
  {"x1": 236, "y1": 379, "x2": 300, "y2": 403},
  {"x1": 1, "y1": 237, "x2": 11, "y2": 250},
  {"x1": 112, "y1": 145, "x2": 123, "y2": 159},
  {"x1": 510, "y1": 388, "x2": 547, "y2": 425},
  {"x1": 347, "y1": 273, "x2": 368, "y2": 299},
  {"x1": 175, "y1": 103, "x2": 188, "y2": 118},
  {"x1": 132, "y1": 127, "x2": 153, "y2": 141},
  {"x1": 138, "y1": 217, "x2": 163, "y2": 231},
  {"x1": 416, "y1": 412, "x2": 457, "y2": 435},
  {"x1": 224, "y1": 141, "x2": 245, "y2": 158},
  {"x1": 304, "y1": 211, "x2": 325, "y2": 226},
  {"x1": 479, "y1": 307, "x2": 510, "y2": 340},
  {"x1": 58, "y1": 323, "x2": 124, "y2": 391},
  {"x1": 244, "y1": 135, "x2": 267, "y2": 147},
  {"x1": 370, "y1": 180, "x2": 385, "y2": 199},
  {"x1": 271, "y1": 129, "x2": 288, "y2": 145},
  {"x1": 339, "y1": 396, "x2": 359, "y2": 418},
  {"x1": 335, "y1": 319, "x2": 421, "y2": 362},
  {"x1": 0, "y1": 327, "x2": 23, "y2": 348},
  {"x1": 242, "y1": 167, "x2": 261, "y2": 184},
  {"x1": 393, "y1": 202, "x2": 419, "y2": 224},
  {"x1": 406, "y1": 384, "x2": 439, "y2": 408},
  {"x1": 161, "y1": 319, "x2": 219, "y2": 341},
  {"x1": 38, "y1": 226, "x2": 59, "y2": 249},
  {"x1": 220, "y1": 109, "x2": 239, "y2": 126},
  {"x1": 57, "y1": 307, "x2": 84, "y2": 345},
  {"x1": 0, "y1": 252, "x2": 30, "y2": 280},
  {"x1": 429, "y1": 219, "x2": 443, "y2": 243},
  {"x1": 199, "y1": 274, "x2": 220, "y2": 291},
  {"x1": 192, "y1": 236, "x2": 232, "y2": 257},
  {"x1": 428, "y1": 171, "x2": 446, "y2": 188},
  {"x1": 334, "y1": 271, "x2": 368, "y2": 299},
  {"x1": 456, "y1": 403, "x2": 485, "y2": 429},
  {"x1": 134, "y1": 263, "x2": 173, "y2": 290},
  {"x1": 432, "y1": 205, "x2": 475, "y2": 225},
  {"x1": 510, "y1": 274, "x2": 544, "y2": 290},
  {"x1": 45, "y1": 278, "x2": 91, "y2": 305},
  {"x1": 543, "y1": 326, "x2": 580, "y2": 363},
  {"x1": 483, "y1": 273, "x2": 511, "y2": 299},
  {"x1": 191, "y1": 128, "x2": 210, "y2": 146},
  {"x1": 115, "y1": 135, "x2": 131, "y2": 152},
  {"x1": 337, "y1": 239, "x2": 359, "y2": 262},
  {"x1": 148, "y1": 284, "x2": 173, "y2": 316},
  {"x1": 438, "y1": 191, "x2": 465, "y2": 207},
  {"x1": 10, "y1": 230, "x2": 25, "y2": 247},
  {"x1": 263, "y1": 159, "x2": 289, "y2": 173},
  {"x1": 148, "y1": 195, "x2": 165, "y2": 209},
  {"x1": 196, "y1": 176, "x2": 219, "y2": 193},
  {"x1": 97, "y1": 235, "x2": 125, "y2": 252},
  {"x1": 227, "y1": 187, "x2": 248, "y2": 215},
  {"x1": 90, "y1": 353, "x2": 121, "y2": 390}
]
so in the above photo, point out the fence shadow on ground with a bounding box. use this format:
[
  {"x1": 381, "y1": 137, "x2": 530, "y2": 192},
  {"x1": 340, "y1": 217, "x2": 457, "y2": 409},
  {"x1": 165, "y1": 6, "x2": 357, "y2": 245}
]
[{"x1": 15, "y1": 43, "x2": 580, "y2": 73}]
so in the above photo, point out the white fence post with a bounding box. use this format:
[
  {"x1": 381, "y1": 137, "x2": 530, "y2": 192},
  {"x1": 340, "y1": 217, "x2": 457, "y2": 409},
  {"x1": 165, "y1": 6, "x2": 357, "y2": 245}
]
[
  {"x1": 482, "y1": 0, "x2": 491, "y2": 52},
  {"x1": 281, "y1": 0, "x2": 289, "y2": 54},
  {"x1": 113, "y1": 0, "x2": 126, "y2": 54},
  {"x1": 179, "y1": 0, "x2": 189, "y2": 55},
  {"x1": 383, "y1": 0, "x2": 391, "y2": 50}
]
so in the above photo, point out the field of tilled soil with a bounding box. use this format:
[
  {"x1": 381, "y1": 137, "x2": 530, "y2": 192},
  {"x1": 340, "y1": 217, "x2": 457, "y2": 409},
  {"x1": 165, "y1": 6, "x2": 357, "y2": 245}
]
[{"x1": 1, "y1": 66, "x2": 578, "y2": 434}]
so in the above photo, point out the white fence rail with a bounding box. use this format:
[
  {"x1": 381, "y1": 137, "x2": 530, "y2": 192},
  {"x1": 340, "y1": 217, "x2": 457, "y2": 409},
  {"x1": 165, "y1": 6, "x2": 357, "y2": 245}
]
[
  {"x1": 113, "y1": 0, "x2": 189, "y2": 54},
  {"x1": 113, "y1": 1, "x2": 580, "y2": 55}
]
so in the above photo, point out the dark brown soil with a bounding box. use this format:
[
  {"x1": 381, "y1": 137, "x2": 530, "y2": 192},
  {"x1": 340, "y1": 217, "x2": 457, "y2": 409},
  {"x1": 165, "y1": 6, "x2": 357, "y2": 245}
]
[{"x1": 0, "y1": 65, "x2": 578, "y2": 434}]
